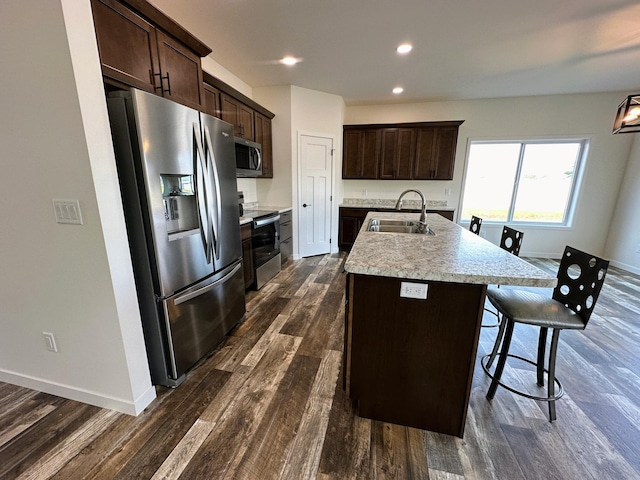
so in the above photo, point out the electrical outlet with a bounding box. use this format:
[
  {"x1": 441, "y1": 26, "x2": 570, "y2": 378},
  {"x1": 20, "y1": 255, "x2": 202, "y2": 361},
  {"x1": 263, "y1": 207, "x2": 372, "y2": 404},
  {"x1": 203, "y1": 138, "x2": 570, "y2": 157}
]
[
  {"x1": 400, "y1": 282, "x2": 428, "y2": 299},
  {"x1": 445, "y1": 188, "x2": 452, "y2": 196},
  {"x1": 43, "y1": 332, "x2": 58, "y2": 352}
]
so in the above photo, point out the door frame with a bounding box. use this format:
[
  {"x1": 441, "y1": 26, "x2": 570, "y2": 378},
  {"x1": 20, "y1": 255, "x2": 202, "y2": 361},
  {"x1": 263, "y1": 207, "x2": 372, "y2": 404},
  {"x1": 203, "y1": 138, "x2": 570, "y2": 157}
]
[{"x1": 296, "y1": 130, "x2": 337, "y2": 259}]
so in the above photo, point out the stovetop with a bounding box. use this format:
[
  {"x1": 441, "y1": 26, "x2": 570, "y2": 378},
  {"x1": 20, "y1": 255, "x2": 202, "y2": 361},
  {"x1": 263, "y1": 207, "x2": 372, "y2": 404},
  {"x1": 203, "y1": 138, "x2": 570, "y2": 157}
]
[{"x1": 242, "y1": 209, "x2": 279, "y2": 220}]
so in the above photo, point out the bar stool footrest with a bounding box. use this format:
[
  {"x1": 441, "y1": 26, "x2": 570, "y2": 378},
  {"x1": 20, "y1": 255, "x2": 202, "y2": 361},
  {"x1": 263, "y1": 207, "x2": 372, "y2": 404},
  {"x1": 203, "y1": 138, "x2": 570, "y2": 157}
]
[
  {"x1": 481, "y1": 353, "x2": 564, "y2": 402},
  {"x1": 481, "y1": 307, "x2": 500, "y2": 328}
]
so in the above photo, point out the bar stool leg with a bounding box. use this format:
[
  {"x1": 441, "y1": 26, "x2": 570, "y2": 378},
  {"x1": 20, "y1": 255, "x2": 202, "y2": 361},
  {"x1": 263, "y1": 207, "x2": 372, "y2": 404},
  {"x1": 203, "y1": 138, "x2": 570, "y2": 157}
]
[
  {"x1": 487, "y1": 317, "x2": 515, "y2": 400},
  {"x1": 537, "y1": 327, "x2": 548, "y2": 387},
  {"x1": 547, "y1": 329, "x2": 561, "y2": 422},
  {"x1": 487, "y1": 312, "x2": 506, "y2": 368}
]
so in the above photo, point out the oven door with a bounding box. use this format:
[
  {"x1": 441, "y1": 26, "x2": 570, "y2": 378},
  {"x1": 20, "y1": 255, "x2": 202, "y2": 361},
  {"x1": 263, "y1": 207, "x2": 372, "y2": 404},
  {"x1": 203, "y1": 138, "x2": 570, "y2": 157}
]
[{"x1": 252, "y1": 214, "x2": 280, "y2": 268}]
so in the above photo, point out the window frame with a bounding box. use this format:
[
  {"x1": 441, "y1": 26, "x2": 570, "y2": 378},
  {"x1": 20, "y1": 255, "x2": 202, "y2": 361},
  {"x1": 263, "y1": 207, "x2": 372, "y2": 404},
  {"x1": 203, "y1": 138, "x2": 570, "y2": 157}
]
[{"x1": 459, "y1": 137, "x2": 589, "y2": 228}]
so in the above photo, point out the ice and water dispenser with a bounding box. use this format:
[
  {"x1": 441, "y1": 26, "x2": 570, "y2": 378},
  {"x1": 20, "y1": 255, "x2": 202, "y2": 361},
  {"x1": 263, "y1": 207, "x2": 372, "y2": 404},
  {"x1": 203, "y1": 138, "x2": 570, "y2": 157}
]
[{"x1": 161, "y1": 174, "x2": 199, "y2": 237}]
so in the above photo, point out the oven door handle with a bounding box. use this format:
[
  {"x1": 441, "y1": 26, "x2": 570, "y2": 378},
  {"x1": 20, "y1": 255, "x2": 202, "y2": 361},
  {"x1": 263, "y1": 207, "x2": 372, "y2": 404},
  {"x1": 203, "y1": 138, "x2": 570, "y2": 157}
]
[{"x1": 254, "y1": 214, "x2": 280, "y2": 228}]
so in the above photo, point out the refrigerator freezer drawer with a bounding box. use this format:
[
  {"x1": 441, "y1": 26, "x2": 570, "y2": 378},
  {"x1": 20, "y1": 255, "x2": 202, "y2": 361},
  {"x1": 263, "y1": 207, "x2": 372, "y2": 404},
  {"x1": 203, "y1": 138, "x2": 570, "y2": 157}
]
[{"x1": 160, "y1": 261, "x2": 245, "y2": 385}]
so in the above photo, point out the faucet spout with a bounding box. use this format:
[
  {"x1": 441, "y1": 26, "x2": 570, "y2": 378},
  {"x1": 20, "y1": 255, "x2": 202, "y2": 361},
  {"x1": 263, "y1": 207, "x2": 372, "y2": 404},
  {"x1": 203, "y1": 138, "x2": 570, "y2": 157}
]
[{"x1": 395, "y1": 189, "x2": 427, "y2": 225}]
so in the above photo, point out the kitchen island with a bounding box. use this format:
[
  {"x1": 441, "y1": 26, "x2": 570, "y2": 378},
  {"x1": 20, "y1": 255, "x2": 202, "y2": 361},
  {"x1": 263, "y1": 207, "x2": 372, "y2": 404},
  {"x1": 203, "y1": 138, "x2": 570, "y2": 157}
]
[{"x1": 343, "y1": 211, "x2": 556, "y2": 437}]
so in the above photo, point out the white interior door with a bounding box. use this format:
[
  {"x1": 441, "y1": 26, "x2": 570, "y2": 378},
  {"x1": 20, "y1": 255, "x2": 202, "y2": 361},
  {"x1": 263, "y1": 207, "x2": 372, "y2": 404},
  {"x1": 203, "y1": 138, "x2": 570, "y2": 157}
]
[{"x1": 299, "y1": 133, "x2": 333, "y2": 257}]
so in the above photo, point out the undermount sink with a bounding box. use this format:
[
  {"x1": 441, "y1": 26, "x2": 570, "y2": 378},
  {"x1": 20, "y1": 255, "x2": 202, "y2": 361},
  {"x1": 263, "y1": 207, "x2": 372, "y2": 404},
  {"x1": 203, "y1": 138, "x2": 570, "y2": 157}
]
[
  {"x1": 368, "y1": 219, "x2": 415, "y2": 227},
  {"x1": 367, "y1": 218, "x2": 436, "y2": 235}
]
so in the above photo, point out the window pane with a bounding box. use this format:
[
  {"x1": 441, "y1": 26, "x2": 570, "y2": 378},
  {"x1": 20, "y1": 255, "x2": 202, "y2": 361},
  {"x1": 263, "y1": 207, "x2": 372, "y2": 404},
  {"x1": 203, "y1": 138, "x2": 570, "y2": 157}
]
[
  {"x1": 512, "y1": 143, "x2": 580, "y2": 223},
  {"x1": 461, "y1": 143, "x2": 520, "y2": 221}
]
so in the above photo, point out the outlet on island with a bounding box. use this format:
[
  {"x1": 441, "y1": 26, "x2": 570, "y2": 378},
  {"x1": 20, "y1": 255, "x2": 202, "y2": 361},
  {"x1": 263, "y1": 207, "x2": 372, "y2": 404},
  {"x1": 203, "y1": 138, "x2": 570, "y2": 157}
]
[{"x1": 400, "y1": 282, "x2": 428, "y2": 300}]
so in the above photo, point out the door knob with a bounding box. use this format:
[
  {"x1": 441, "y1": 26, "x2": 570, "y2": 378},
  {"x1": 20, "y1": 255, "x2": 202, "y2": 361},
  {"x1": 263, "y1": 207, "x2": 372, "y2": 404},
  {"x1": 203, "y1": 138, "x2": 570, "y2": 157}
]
[{"x1": 302, "y1": 203, "x2": 311, "y2": 207}]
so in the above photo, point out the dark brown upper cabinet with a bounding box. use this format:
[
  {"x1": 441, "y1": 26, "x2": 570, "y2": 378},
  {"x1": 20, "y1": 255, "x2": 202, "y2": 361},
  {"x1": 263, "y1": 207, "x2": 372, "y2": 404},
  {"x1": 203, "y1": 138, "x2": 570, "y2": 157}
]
[
  {"x1": 343, "y1": 121, "x2": 464, "y2": 180},
  {"x1": 203, "y1": 84, "x2": 222, "y2": 118},
  {"x1": 379, "y1": 128, "x2": 415, "y2": 180},
  {"x1": 343, "y1": 129, "x2": 381, "y2": 179},
  {"x1": 254, "y1": 112, "x2": 273, "y2": 178},
  {"x1": 202, "y1": 72, "x2": 275, "y2": 178},
  {"x1": 91, "y1": 0, "x2": 210, "y2": 110},
  {"x1": 413, "y1": 126, "x2": 460, "y2": 180},
  {"x1": 220, "y1": 93, "x2": 255, "y2": 140}
]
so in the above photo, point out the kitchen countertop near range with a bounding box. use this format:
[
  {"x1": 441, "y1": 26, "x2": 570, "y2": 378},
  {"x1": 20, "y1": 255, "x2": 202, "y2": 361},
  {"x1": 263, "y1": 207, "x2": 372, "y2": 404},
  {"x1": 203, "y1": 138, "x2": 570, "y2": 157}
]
[
  {"x1": 239, "y1": 206, "x2": 292, "y2": 226},
  {"x1": 344, "y1": 211, "x2": 556, "y2": 287}
]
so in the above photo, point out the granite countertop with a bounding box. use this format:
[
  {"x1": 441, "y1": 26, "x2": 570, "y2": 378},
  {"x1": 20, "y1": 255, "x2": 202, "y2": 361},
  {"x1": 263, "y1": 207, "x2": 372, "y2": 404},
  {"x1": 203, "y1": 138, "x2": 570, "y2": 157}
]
[
  {"x1": 259, "y1": 206, "x2": 292, "y2": 213},
  {"x1": 344, "y1": 211, "x2": 557, "y2": 287},
  {"x1": 340, "y1": 198, "x2": 454, "y2": 211}
]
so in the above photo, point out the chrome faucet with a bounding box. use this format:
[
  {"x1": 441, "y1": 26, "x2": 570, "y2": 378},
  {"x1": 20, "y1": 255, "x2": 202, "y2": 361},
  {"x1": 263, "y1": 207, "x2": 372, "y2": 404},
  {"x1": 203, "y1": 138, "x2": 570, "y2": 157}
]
[{"x1": 395, "y1": 189, "x2": 427, "y2": 229}]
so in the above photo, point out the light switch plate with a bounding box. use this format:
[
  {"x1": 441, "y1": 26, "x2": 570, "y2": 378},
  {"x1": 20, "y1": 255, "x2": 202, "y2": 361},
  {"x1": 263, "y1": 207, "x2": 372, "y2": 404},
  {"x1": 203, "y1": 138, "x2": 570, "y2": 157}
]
[{"x1": 53, "y1": 199, "x2": 83, "y2": 225}]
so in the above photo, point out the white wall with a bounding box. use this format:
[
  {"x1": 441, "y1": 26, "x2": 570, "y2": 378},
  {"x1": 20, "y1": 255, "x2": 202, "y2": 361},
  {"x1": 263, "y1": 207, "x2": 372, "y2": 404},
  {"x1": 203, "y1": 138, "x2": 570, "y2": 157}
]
[
  {"x1": 344, "y1": 93, "x2": 634, "y2": 258},
  {"x1": 253, "y1": 86, "x2": 345, "y2": 257},
  {"x1": 0, "y1": 0, "x2": 154, "y2": 414},
  {"x1": 605, "y1": 135, "x2": 640, "y2": 274},
  {"x1": 253, "y1": 85, "x2": 294, "y2": 209},
  {"x1": 291, "y1": 86, "x2": 345, "y2": 255}
]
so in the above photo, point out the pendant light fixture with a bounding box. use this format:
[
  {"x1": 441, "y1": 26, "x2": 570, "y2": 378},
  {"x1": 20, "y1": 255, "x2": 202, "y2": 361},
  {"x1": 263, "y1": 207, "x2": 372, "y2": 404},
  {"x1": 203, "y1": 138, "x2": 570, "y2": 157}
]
[{"x1": 612, "y1": 94, "x2": 640, "y2": 134}]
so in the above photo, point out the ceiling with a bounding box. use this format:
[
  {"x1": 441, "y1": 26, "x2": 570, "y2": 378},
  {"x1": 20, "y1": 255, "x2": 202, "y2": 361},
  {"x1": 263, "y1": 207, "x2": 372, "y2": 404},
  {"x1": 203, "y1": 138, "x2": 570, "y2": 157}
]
[{"x1": 149, "y1": 0, "x2": 640, "y2": 106}]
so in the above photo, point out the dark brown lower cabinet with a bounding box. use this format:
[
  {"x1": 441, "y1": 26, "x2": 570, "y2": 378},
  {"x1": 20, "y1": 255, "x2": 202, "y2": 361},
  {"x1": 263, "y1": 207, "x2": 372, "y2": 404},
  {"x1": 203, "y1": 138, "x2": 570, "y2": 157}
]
[
  {"x1": 279, "y1": 211, "x2": 293, "y2": 262},
  {"x1": 344, "y1": 274, "x2": 485, "y2": 437},
  {"x1": 241, "y1": 223, "x2": 254, "y2": 289}
]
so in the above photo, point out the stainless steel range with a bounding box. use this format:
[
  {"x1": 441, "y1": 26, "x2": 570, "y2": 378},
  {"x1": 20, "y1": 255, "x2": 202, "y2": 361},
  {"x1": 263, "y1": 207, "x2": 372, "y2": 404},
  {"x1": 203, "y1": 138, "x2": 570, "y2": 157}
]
[{"x1": 243, "y1": 209, "x2": 281, "y2": 289}]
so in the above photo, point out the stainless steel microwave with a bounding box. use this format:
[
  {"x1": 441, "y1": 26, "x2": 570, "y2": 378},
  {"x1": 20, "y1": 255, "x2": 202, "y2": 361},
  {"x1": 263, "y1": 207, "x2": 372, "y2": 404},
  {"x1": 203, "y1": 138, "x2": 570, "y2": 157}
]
[{"x1": 235, "y1": 137, "x2": 262, "y2": 177}]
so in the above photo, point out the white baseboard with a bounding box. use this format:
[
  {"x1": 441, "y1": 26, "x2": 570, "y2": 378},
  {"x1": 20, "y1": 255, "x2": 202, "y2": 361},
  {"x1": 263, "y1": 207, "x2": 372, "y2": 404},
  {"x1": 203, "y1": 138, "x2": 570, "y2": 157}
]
[
  {"x1": 609, "y1": 259, "x2": 640, "y2": 275},
  {"x1": 0, "y1": 369, "x2": 156, "y2": 416},
  {"x1": 519, "y1": 251, "x2": 563, "y2": 259}
]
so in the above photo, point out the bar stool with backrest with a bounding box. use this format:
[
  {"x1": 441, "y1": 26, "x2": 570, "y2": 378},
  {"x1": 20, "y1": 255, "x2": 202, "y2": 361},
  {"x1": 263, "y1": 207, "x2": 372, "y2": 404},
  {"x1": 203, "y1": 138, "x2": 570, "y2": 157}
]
[
  {"x1": 483, "y1": 226, "x2": 524, "y2": 328},
  {"x1": 469, "y1": 216, "x2": 482, "y2": 235},
  {"x1": 481, "y1": 245, "x2": 609, "y2": 421}
]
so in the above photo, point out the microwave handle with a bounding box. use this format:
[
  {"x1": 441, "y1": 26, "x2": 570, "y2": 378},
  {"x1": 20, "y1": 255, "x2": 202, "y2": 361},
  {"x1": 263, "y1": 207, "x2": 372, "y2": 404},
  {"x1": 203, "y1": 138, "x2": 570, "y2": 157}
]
[{"x1": 254, "y1": 148, "x2": 262, "y2": 171}]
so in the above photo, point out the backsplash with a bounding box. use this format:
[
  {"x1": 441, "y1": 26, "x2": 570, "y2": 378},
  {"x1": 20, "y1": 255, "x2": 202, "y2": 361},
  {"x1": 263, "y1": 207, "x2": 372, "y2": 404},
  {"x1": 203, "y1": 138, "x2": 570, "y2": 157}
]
[{"x1": 341, "y1": 198, "x2": 449, "y2": 209}]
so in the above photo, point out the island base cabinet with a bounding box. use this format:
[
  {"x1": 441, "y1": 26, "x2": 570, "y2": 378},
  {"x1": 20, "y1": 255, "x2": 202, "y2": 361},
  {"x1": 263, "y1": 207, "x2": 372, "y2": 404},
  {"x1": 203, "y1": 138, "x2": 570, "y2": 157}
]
[{"x1": 344, "y1": 274, "x2": 485, "y2": 437}]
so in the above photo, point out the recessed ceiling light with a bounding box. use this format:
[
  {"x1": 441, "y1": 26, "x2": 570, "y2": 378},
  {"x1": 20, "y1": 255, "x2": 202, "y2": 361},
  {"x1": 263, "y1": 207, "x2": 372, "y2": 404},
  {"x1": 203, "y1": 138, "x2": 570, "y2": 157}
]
[
  {"x1": 392, "y1": 87, "x2": 404, "y2": 94},
  {"x1": 396, "y1": 44, "x2": 413, "y2": 54},
  {"x1": 279, "y1": 56, "x2": 300, "y2": 66}
]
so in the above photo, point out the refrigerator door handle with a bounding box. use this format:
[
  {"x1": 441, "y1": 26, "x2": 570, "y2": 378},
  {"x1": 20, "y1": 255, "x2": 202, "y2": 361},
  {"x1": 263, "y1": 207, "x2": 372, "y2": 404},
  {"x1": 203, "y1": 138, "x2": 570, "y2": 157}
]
[
  {"x1": 204, "y1": 126, "x2": 222, "y2": 260},
  {"x1": 193, "y1": 122, "x2": 212, "y2": 263},
  {"x1": 173, "y1": 262, "x2": 242, "y2": 305}
]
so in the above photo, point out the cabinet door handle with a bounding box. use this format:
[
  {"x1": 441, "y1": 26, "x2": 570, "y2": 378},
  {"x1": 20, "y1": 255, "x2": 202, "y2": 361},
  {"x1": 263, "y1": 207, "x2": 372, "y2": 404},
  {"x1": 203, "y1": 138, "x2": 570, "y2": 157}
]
[
  {"x1": 302, "y1": 203, "x2": 311, "y2": 208},
  {"x1": 162, "y1": 72, "x2": 171, "y2": 95},
  {"x1": 152, "y1": 71, "x2": 162, "y2": 92}
]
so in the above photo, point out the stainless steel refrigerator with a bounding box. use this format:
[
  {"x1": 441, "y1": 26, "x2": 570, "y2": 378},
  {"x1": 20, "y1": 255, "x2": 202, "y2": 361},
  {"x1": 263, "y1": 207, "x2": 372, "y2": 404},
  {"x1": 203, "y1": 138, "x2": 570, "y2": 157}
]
[{"x1": 107, "y1": 88, "x2": 245, "y2": 387}]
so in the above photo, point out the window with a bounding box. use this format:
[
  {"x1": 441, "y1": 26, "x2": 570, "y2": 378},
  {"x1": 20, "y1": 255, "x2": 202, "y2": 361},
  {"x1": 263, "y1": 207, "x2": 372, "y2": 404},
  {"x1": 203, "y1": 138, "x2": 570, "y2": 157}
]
[{"x1": 460, "y1": 140, "x2": 587, "y2": 225}]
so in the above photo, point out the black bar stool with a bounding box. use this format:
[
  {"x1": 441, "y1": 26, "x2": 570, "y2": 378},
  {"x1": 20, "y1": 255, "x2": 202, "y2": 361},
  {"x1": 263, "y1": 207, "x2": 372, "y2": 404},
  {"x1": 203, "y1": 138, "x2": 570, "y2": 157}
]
[
  {"x1": 481, "y1": 246, "x2": 609, "y2": 421},
  {"x1": 469, "y1": 215, "x2": 482, "y2": 235},
  {"x1": 483, "y1": 226, "x2": 524, "y2": 328}
]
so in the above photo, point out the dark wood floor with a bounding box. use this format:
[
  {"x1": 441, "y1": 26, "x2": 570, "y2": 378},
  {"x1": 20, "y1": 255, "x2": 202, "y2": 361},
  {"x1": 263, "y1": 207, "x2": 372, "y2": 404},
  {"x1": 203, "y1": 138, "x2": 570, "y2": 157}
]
[{"x1": 1, "y1": 253, "x2": 639, "y2": 479}]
